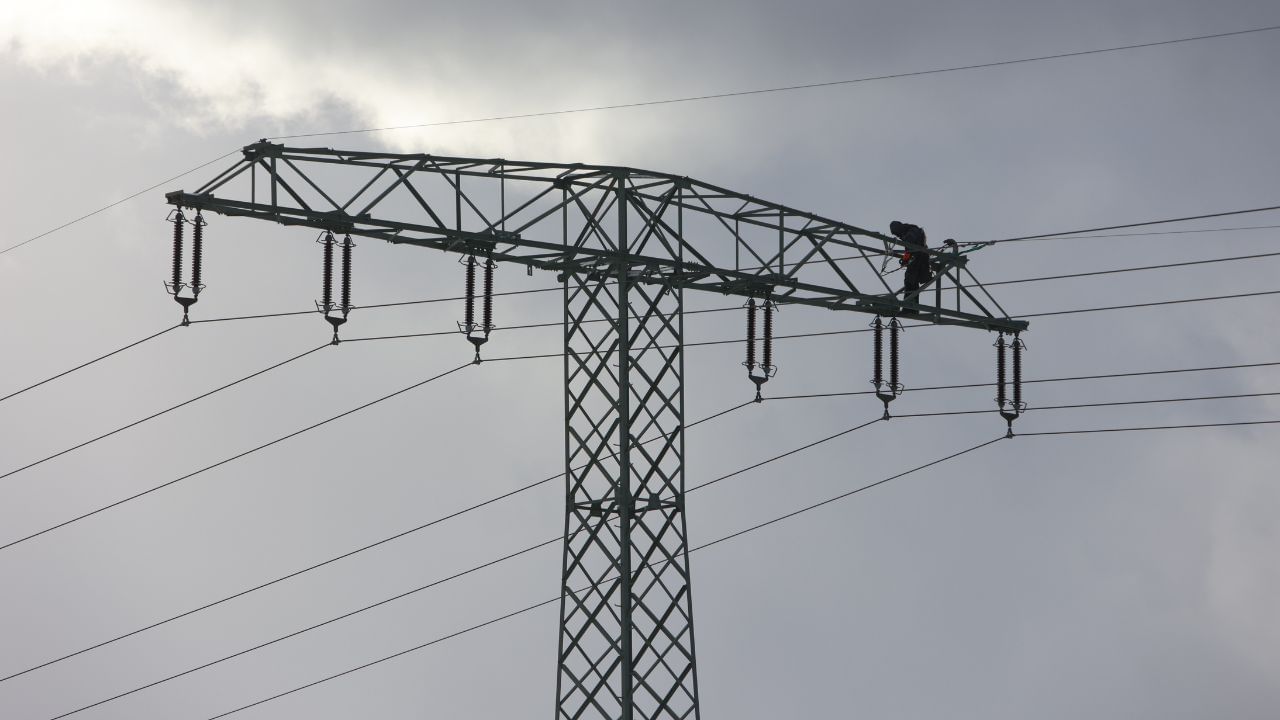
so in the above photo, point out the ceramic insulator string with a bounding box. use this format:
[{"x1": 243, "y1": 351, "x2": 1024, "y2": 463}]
[
  {"x1": 995, "y1": 333, "x2": 1007, "y2": 409},
  {"x1": 464, "y1": 255, "x2": 477, "y2": 332},
  {"x1": 340, "y1": 235, "x2": 353, "y2": 315},
  {"x1": 762, "y1": 298, "x2": 774, "y2": 372},
  {"x1": 190, "y1": 212, "x2": 203, "y2": 295},
  {"x1": 745, "y1": 298, "x2": 757, "y2": 370},
  {"x1": 482, "y1": 256, "x2": 494, "y2": 334},
  {"x1": 1012, "y1": 334, "x2": 1023, "y2": 410},
  {"x1": 171, "y1": 210, "x2": 185, "y2": 292},
  {"x1": 872, "y1": 317, "x2": 884, "y2": 389},
  {"x1": 321, "y1": 233, "x2": 334, "y2": 312},
  {"x1": 888, "y1": 318, "x2": 900, "y2": 392}
]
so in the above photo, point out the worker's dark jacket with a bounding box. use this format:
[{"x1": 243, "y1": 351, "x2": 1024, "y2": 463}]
[
  {"x1": 892, "y1": 222, "x2": 932, "y2": 292},
  {"x1": 905, "y1": 251, "x2": 932, "y2": 286}
]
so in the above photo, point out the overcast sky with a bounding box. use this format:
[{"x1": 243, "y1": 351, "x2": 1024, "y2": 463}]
[{"x1": 1, "y1": 1, "x2": 1279, "y2": 718}]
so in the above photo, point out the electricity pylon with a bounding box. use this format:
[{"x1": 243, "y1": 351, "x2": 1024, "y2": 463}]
[{"x1": 166, "y1": 141, "x2": 1027, "y2": 720}]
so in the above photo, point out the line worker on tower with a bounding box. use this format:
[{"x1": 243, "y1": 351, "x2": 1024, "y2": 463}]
[{"x1": 890, "y1": 220, "x2": 933, "y2": 310}]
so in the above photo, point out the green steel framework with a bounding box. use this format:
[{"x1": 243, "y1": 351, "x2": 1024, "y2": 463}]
[{"x1": 166, "y1": 141, "x2": 1027, "y2": 720}]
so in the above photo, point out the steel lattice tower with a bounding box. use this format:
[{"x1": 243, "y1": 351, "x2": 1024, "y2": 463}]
[{"x1": 166, "y1": 142, "x2": 1026, "y2": 719}]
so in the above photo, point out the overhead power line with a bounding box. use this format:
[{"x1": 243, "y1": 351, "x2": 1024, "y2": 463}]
[
  {"x1": 46, "y1": 535, "x2": 566, "y2": 720},
  {"x1": 342, "y1": 286, "x2": 1280, "y2": 347},
  {"x1": 268, "y1": 24, "x2": 1280, "y2": 141},
  {"x1": 0, "y1": 324, "x2": 181, "y2": 405},
  {"x1": 1021, "y1": 288, "x2": 1280, "y2": 318},
  {"x1": 0, "y1": 363, "x2": 471, "y2": 554},
  {"x1": 44, "y1": 415, "x2": 957, "y2": 717},
  {"x1": 42, "y1": 403, "x2": 819, "y2": 720},
  {"x1": 0, "y1": 285, "x2": 560, "y2": 407},
  {"x1": 188, "y1": 286, "x2": 561, "y2": 325},
  {"x1": 979, "y1": 205, "x2": 1280, "y2": 245},
  {"x1": 0, "y1": 151, "x2": 238, "y2": 256},
  {"x1": 0, "y1": 311, "x2": 736, "y2": 486},
  {"x1": 7, "y1": 23, "x2": 1269, "y2": 260},
  {"x1": 975, "y1": 223, "x2": 1280, "y2": 242},
  {"x1": 5, "y1": 22, "x2": 1274, "y2": 258},
  {"x1": 5, "y1": 357, "x2": 1274, "y2": 681},
  {"x1": 1021, "y1": 419, "x2": 1280, "y2": 435},
  {"x1": 3, "y1": 295, "x2": 1277, "y2": 670},
  {"x1": 0, "y1": 399, "x2": 753, "y2": 685},
  {"x1": 690, "y1": 437, "x2": 1003, "y2": 552},
  {"x1": 194, "y1": 408, "x2": 1280, "y2": 720},
  {"x1": 843, "y1": 391, "x2": 1280, "y2": 418},
  {"x1": 194, "y1": 434, "x2": 1005, "y2": 720},
  {"x1": 27, "y1": 385, "x2": 1280, "y2": 708},
  {"x1": 766, "y1": 359, "x2": 1280, "y2": 402},
  {"x1": 0, "y1": 344, "x2": 329, "y2": 482},
  {"x1": 206, "y1": 594, "x2": 560, "y2": 720},
  {"x1": 15, "y1": 304, "x2": 1258, "y2": 492},
  {"x1": 981, "y1": 250, "x2": 1280, "y2": 287},
  {"x1": 486, "y1": 353, "x2": 1280, "y2": 393}
]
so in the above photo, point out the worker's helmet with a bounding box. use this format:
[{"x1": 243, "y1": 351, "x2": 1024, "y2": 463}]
[{"x1": 889, "y1": 220, "x2": 906, "y2": 237}]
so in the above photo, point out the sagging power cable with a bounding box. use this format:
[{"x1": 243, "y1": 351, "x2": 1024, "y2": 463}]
[
  {"x1": 973, "y1": 204, "x2": 1280, "y2": 246},
  {"x1": 9, "y1": 364, "x2": 1277, "y2": 683},
  {"x1": 1020, "y1": 419, "x2": 1280, "y2": 435},
  {"x1": 0, "y1": 345, "x2": 330, "y2": 483},
  {"x1": 42, "y1": 412, "x2": 891, "y2": 719},
  {"x1": 6, "y1": 44, "x2": 1275, "y2": 262},
  {"x1": 982, "y1": 249, "x2": 1280, "y2": 287},
  {"x1": 268, "y1": 24, "x2": 1280, "y2": 141},
  {"x1": 764, "y1": 358, "x2": 1280, "y2": 402},
  {"x1": 0, "y1": 362, "x2": 471, "y2": 554},
  {"x1": 889, "y1": 390, "x2": 1280, "y2": 419},
  {"x1": 190, "y1": 433, "x2": 1005, "y2": 720},
  {"x1": 977, "y1": 224, "x2": 1280, "y2": 243},
  {"x1": 0, "y1": 398, "x2": 754, "y2": 685},
  {"x1": 0, "y1": 150, "x2": 239, "y2": 257},
  {"x1": 0, "y1": 307, "x2": 769, "y2": 486},
  {"x1": 4, "y1": 284, "x2": 1278, "y2": 550},
  {"x1": 20, "y1": 384, "x2": 1280, "y2": 699},
  {"x1": 194, "y1": 409, "x2": 1280, "y2": 720},
  {"x1": 190, "y1": 286, "x2": 558, "y2": 325},
  {"x1": 0, "y1": 324, "x2": 181, "y2": 405}
]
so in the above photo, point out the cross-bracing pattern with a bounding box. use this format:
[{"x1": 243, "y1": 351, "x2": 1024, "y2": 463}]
[
  {"x1": 557, "y1": 180, "x2": 697, "y2": 720},
  {"x1": 560, "y1": 275, "x2": 695, "y2": 719}
]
